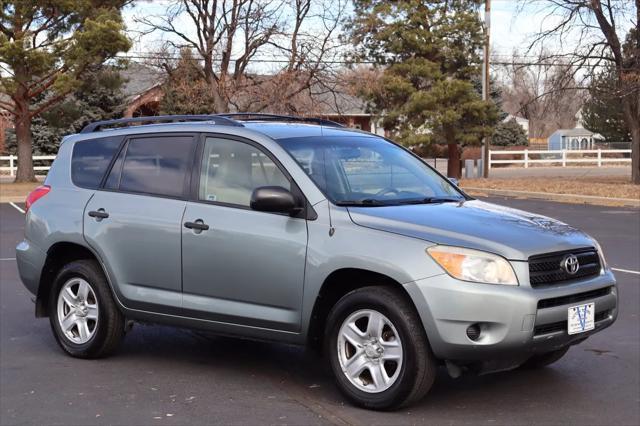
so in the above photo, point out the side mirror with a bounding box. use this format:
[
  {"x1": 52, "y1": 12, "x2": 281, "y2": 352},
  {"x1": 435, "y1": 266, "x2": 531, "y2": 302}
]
[
  {"x1": 250, "y1": 186, "x2": 299, "y2": 215},
  {"x1": 448, "y1": 177, "x2": 459, "y2": 186}
]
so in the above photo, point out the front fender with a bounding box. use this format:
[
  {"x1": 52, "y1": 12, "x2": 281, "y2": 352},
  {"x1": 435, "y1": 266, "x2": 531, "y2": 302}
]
[{"x1": 300, "y1": 201, "x2": 443, "y2": 338}]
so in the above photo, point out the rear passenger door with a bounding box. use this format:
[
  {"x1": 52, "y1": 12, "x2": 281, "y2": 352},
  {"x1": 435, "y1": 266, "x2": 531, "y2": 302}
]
[
  {"x1": 84, "y1": 133, "x2": 197, "y2": 313},
  {"x1": 180, "y1": 135, "x2": 308, "y2": 332}
]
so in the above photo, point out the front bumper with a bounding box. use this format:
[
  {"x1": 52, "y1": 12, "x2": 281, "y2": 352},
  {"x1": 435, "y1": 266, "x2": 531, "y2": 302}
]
[{"x1": 404, "y1": 269, "x2": 617, "y2": 371}]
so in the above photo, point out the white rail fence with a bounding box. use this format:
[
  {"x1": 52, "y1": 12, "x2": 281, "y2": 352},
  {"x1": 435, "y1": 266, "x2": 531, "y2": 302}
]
[
  {"x1": 489, "y1": 149, "x2": 632, "y2": 169},
  {"x1": 0, "y1": 149, "x2": 633, "y2": 176},
  {"x1": 0, "y1": 155, "x2": 56, "y2": 176}
]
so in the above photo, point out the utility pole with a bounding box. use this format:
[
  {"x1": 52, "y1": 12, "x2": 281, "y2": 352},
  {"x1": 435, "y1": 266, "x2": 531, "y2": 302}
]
[{"x1": 481, "y1": 0, "x2": 491, "y2": 178}]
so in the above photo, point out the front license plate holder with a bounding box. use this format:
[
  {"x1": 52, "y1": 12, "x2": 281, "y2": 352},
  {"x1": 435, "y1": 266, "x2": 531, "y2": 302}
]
[{"x1": 568, "y1": 302, "x2": 595, "y2": 335}]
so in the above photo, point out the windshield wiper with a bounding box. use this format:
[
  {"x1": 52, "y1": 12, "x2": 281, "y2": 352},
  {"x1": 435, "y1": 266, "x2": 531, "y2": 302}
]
[
  {"x1": 397, "y1": 197, "x2": 464, "y2": 205},
  {"x1": 335, "y1": 198, "x2": 386, "y2": 207}
]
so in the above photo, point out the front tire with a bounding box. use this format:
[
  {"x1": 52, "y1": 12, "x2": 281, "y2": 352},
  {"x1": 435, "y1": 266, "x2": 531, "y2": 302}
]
[
  {"x1": 325, "y1": 286, "x2": 437, "y2": 410},
  {"x1": 49, "y1": 259, "x2": 125, "y2": 358}
]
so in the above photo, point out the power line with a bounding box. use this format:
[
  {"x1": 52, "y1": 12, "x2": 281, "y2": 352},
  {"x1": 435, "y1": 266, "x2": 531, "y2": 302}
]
[{"x1": 116, "y1": 53, "x2": 617, "y2": 69}]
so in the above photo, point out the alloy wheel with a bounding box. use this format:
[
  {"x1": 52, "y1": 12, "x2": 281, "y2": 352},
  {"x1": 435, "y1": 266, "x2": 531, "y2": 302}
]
[
  {"x1": 337, "y1": 309, "x2": 403, "y2": 393},
  {"x1": 56, "y1": 278, "x2": 99, "y2": 344}
]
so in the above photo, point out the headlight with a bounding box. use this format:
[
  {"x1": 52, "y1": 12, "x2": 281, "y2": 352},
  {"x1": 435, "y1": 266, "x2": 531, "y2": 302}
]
[{"x1": 427, "y1": 245, "x2": 518, "y2": 285}]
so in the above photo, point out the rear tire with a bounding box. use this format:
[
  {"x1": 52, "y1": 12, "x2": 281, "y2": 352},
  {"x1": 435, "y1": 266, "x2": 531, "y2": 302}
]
[
  {"x1": 325, "y1": 286, "x2": 436, "y2": 410},
  {"x1": 49, "y1": 259, "x2": 124, "y2": 358},
  {"x1": 521, "y1": 347, "x2": 570, "y2": 369}
]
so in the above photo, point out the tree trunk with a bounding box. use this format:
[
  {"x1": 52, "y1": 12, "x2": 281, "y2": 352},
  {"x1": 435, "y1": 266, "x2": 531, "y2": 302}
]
[
  {"x1": 203, "y1": 60, "x2": 229, "y2": 113},
  {"x1": 14, "y1": 112, "x2": 36, "y2": 183},
  {"x1": 211, "y1": 82, "x2": 228, "y2": 113},
  {"x1": 447, "y1": 142, "x2": 461, "y2": 179},
  {"x1": 208, "y1": 75, "x2": 229, "y2": 114}
]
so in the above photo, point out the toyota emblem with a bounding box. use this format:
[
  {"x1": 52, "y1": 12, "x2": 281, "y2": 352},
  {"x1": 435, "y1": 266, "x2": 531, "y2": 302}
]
[{"x1": 562, "y1": 254, "x2": 580, "y2": 275}]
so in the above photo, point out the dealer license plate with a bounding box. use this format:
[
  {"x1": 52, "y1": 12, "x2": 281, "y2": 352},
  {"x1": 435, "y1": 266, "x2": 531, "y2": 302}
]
[{"x1": 568, "y1": 303, "x2": 595, "y2": 335}]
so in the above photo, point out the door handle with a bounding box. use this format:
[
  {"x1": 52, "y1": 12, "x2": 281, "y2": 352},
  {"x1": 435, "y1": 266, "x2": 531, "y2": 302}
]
[
  {"x1": 88, "y1": 209, "x2": 109, "y2": 219},
  {"x1": 184, "y1": 220, "x2": 209, "y2": 231}
]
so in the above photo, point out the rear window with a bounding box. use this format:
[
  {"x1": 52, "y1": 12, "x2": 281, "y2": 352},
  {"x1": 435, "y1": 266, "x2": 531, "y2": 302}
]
[
  {"x1": 115, "y1": 135, "x2": 196, "y2": 198},
  {"x1": 71, "y1": 137, "x2": 123, "y2": 189}
]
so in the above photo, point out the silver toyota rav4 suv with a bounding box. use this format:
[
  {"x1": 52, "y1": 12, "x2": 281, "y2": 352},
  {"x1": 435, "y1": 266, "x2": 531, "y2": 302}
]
[{"x1": 17, "y1": 114, "x2": 617, "y2": 410}]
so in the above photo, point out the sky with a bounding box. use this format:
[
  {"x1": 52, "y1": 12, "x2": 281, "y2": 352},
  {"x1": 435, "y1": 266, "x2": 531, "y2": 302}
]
[{"x1": 121, "y1": 0, "x2": 637, "y2": 66}]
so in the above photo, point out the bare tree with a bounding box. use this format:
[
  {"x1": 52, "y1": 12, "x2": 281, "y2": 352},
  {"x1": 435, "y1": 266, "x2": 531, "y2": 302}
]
[
  {"x1": 498, "y1": 52, "x2": 586, "y2": 138},
  {"x1": 136, "y1": 0, "x2": 348, "y2": 114},
  {"x1": 521, "y1": 0, "x2": 640, "y2": 183}
]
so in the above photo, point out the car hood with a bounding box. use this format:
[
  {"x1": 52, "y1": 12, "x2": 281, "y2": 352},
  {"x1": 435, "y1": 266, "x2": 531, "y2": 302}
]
[{"x1": 347, "y1": 200, "x2": 595, "y2": 260}]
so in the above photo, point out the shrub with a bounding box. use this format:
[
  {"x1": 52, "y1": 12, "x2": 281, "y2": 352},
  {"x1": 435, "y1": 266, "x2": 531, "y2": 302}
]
[{"x1": 492, "y1": 118, "x2": 529, "y2": 146}]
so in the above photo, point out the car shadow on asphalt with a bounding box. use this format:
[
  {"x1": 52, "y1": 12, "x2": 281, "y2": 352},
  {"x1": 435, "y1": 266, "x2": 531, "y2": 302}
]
[{"x1": 108, "y1": 323, "x2": 575, "y2": 414}]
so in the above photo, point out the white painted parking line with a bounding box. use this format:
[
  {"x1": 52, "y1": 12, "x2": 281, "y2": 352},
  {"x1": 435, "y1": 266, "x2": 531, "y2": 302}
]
[
  {"x1": 8, "y1": 202, "x2": 25, "y2": 214},
  {"x1": 0, "y1": 258, "x2": 16, "y2": 261},
  {"x1": 612, "y1": 268, "x2": 640, "y2": 276}
]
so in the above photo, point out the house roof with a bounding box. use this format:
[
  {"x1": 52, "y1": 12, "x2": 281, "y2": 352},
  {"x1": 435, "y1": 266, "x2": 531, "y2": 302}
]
[
  {"x1": 119, "y1": 62, "x2": 369, "y2": 116},
  {"x1": 551, "y1": 128, "x2": 596, "y2": 137},
  {"x1": 305, "y1": 84, "x2": 368, "y2": 116},
  {"x1": 503, "y1": 114, "x2": 528, "y2": 124},
  {"x1": 120, "y1": 62, "x2": 165, "y2": 99}
]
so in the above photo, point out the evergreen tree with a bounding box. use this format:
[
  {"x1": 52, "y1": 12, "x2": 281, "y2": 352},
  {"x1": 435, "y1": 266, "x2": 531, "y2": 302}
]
[
  {"x1": 582, "y1": 66, "x2": 631, "y2": 142},
  {"x1": 0, "y1": 1, "x2": 130, "y2": 181},
  {"x1": 582, "y1": 27, "x2": 638, "y2": 143},
  {"x1": 350, "y1": 0, "x2": 499, "y2": 178},
  {"x1": 492, "y1": 118, "x2": 529, "y2": 147},
  {"x1": 5, "y1": 68, "x2": 126, "y2": 155},
  {"x1": 159, "y1": 50, "x2": 217, "y2": 115}
]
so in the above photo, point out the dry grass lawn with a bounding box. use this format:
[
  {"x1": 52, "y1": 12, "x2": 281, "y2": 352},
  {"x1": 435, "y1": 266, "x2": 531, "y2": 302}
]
[
  {"x1": 1, "y1": 177, "x2": 638, "y2": 205},
  {"x1": 0, "y1": 181, "x2": 40, "y2": 202},
  {"x1": 461, "y1": 176, "x2": 640, "y2": 200}
]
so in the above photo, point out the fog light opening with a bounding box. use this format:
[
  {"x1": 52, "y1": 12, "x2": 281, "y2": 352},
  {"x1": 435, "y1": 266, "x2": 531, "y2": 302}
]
[{"x1": 466, "y1": 324, "x2": 481, "y2": 341}]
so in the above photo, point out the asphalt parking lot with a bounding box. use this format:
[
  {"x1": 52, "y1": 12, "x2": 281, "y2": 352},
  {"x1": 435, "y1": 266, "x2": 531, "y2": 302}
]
[{"x1": 0, "y1": 197, "x2": 638, "y2": 426}]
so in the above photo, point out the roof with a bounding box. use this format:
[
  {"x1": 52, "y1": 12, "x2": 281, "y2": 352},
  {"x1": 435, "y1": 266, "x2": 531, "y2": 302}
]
[
  {"x1": 118, "y1": 62, "x2": 369, "y2": 116},
  {"x1": 550, "y1": 128, "x2": 596, "y2": 137},
  {"x1": 503, "y1": 114, "x2": 528, "y2": 124},
  {"x1": 305, "y1": 84, "x2": 368, "y2": 116},
  {"x1": 120, "y1": 62, "x2": 165, "y2": 99},
  {"x1": 75, "y1": 113, "x2": 376, "y2": 139},
  {"x1": 65, "y1": 119, "x2": 378, "y2": 147},
  {"x1": 243, "y1": 122, "x2": 373, "y2": 140}
]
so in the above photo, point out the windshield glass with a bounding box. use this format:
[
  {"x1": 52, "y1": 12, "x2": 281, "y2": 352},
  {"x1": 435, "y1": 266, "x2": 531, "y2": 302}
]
[{"x1": 276, "y1": 135, "x2": 465, "y2": 206}]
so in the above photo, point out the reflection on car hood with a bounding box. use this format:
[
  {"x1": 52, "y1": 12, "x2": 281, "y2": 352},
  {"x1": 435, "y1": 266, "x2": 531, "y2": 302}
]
[{"x1": 347, "y1": 200, "x2": 595, "y2": 260}]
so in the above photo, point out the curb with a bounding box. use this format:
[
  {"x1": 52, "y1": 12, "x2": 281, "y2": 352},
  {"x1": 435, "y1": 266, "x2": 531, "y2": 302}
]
[{"x1": 463, "y1": 187, "x2": 640, "y2": 208}]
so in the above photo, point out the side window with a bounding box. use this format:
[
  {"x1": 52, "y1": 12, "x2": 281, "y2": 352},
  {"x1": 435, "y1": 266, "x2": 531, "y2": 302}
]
[
  {"x1": 199, "y1": 137, "x2": 290, "y2": 207},
  {"x1": 115, "y1": 135, "x2": 196, "y2": 198},
  {"x1": 71, "y1": 136, "x2": 122, "y2": 189}
]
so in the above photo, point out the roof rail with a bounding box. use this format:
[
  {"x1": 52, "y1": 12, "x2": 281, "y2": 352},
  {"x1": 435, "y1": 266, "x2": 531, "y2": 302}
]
[
  {"x1": 215, "y1": 113, "x2": 344, "y2": 128},
  {"x1": 80, "y1": 115, "x2": 243, "y2": 133}
]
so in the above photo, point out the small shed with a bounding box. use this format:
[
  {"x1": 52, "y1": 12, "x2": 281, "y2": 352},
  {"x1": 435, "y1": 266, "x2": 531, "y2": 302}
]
[{"x1": 548, "y1": 128, "x2": 600, "y2": 150}]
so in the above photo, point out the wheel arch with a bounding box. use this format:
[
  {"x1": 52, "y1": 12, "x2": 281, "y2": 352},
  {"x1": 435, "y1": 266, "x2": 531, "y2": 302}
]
[
  {"x1": 306, "y1": 268, "x2": 419, "y2": 353},
  {"x1": 36, "y1": 242, "x2": 103, "y2": 317}
]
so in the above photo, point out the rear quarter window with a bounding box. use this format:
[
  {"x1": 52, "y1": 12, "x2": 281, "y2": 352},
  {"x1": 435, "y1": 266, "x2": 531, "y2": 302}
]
[
  {"x1": 71, "y1": 137, "x2": 123, "y2": 189},
  {"x1": 115, "y1": 135, "x2": 196, "y2": 198}
]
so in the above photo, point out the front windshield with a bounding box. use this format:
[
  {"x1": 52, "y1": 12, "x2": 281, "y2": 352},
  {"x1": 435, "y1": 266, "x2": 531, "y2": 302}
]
[{"x1": 276, "y1": 135, "x2": 465, "y2": 206}]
